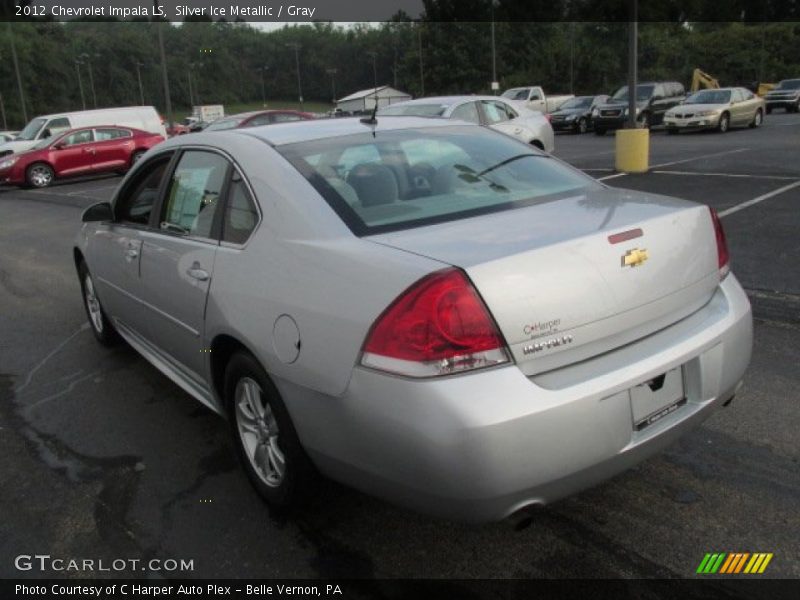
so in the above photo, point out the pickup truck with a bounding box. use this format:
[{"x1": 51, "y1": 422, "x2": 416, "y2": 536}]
[{"x1": 501, "y1": 86, "x2": 574, "y2": 113}]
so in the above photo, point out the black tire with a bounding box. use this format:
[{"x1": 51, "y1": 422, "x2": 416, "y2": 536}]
[
  {"x1": 667, "y1": 128, "x2": 678, "y2": 135},
  {"x1": 766, "y1": 106, "x2": 772, "y2": 115},
  {"x1": 26, "y1": 162, "x2": 55, "y2": 188},
  {"x1": 78, "y1": 261, "x2": 120, "y2": 346},
  {"x1": 225, "y1": 352, "x2": 316, "y2": 509},
  {"x1": 130, "y1": 150, "x2": 146, "y2": 167},
  {"x1": 794, "y1": 100, "x2": 800, "y2": 113},
  {"x1": 576, "y1": 117, "x2": 588, "y2": 134},
  {"x1": 717, "y1": 112, "x2": 730, "y2": 133},
  {"x1": 594, "y1": 128, "x2": 606, "y2": 136},
  {"x1": 749, "y1": 109, "x2": 763, "y2": 128}
]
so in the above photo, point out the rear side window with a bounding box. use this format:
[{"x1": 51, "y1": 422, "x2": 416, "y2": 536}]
[
  {"x1": 160, "y1": 151, "x2": 229, "y2": 238},
  {"x1": 272, "y1": 113, "x2": 303, "y2": 123},
  {"x1": 481, "y1": 100, "x2": 513, "y2": 124},
  {"x1": 222, "y1": 174, "x2": 259, "y2": 244},
  {"x1": 279, "y1": 125, "x2": 596, "y2": 236},
  {"x1": 115, "y1": 155, "x2": 172, "y2": 225},
  {"x1": 450, "y1": 102, "x2": 481, "y2": 124}
]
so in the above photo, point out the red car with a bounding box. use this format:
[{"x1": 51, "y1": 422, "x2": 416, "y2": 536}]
[
  {"x1": 203, "y1": 109, "x2": 314, "y2": 132},
  {"x1": 0, "y1": 125, "x2": 164, "y2": 188}
]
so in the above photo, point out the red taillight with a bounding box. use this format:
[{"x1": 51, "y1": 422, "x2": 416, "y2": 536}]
[
  {"x1": 709, "y1": 207, "x2": 730, "y2": 278},
  {"x1": 361, "y1": 268, "x2": 509, "y2": 377}
]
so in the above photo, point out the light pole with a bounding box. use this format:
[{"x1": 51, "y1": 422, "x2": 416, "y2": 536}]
[
  {"x1": 417, "y1": 23, "x2": 425, "y2": 97},
  {"x1": 156, "y1": 15, "x2": 173, "y2": 128},
  {"x1": 490, "y1": 0, "x2": 498, "y2": 94},
  {"x1": 326, "y1": 68, "x2": 337, "y2": 105},
  {"x1": 80, "y1": 53, "x2": 98, "y2": 108},
  {"x1": 626, "y1": 2, "x2": 638, "y2": 129},
  {"x1": 134, "y1": 61, "x2": 145, "y2": 105},
  {"x1": 286, "y1": 43, "x2": 303, "y2": 110},
  {"x1": 257, "y1": 65, "x2": 268, "y2": 107},
  {"x1": 366, "y1": 51, "x2": 378, "y2": 91},
  {"x1": 75, "y1": 60, "x2": 86, "y2": 110},
  {"x1": 0, "y1": 92, "x2": 7, "y2": 130},
  {"x1": 6, "y1": 22, "x2": 28, "y2": 123}
]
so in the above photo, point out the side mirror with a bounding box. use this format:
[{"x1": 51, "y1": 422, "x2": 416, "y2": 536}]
[
  {"x1": 82, "y1": 201, "x2": 113, "y2": 223},
  {"x1": 53, "y1": 141, "x2": 66, "y2": 150}
]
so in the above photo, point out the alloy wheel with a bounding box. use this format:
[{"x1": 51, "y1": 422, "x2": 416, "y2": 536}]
[
  {"x1": 83, "y1": 274, "x2": 103, "y2": 334},
  {"x1": 29, "y1": 165, "x2": 53, "y2": 187},
  {"x1": 235, "y1": 377, "x2": 285, "y2": 488}
]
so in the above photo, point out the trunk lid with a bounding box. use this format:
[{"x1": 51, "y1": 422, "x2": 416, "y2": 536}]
[{"x1": 367, "y1": 188, "x2": 720, "y2": 376}]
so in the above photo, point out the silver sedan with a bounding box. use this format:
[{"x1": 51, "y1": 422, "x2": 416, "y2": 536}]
[
  {"x1": 74, "y1": 117, "x2": 752, "y2": 522},
  {"x1": 378, "y1": 95, "x2": 555, "y2": 153}
]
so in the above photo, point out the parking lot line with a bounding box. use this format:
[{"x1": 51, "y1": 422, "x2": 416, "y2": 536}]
[
  {"x1": 652, "y1": 170, "x2": 800, "y2": 181},
  {"x1": 597, "y1": 148, "x2": 751, "y2": 182},
  {"x1": 718, "y1": 180, "x2": 800, "y2": 218}
]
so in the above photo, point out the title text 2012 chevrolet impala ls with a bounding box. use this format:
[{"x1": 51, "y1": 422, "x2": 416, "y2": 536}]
[{"x1": 74, "y1": 117, "x2": 752, "y2": 522}]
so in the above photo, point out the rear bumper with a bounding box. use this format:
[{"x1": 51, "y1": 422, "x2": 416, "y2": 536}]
[{"x1": 283, "y1": 274, "x2": 752, "y2": 522}]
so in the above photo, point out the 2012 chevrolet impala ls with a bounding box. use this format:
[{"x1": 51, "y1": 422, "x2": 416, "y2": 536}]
[{"x1": 74, "y1": 116, "x2": 752, "y2": 522}]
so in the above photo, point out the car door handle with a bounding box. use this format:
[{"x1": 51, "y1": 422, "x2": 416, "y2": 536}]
[{"x1": 187, "y1": 265, "x2": 209, "y2": 281}]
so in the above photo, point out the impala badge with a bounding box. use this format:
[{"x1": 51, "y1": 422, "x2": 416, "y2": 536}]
[{"x1": 622, "y1": 248, "x2": 649, "y2": 268}]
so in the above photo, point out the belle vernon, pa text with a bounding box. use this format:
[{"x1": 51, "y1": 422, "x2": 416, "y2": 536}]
[
  {"x1": 16, "y1": 584, "x2": 344, "y2": 596},
  {"x1": 42, "y1": 5, "x2": 317, "y2": 19}
]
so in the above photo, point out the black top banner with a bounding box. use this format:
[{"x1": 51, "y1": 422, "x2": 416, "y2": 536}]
[{"x1": 2, "y1": 0, "x2": 800, "y2": 22}]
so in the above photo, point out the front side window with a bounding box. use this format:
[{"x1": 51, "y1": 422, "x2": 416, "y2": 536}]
[
  {"x1": 44, "y1": 118, "x2": 71, "y2": 138},
  {"x1": 62, "y1": 130, "x2": 94, "y2": 146},
  {"x1": 244, "y1": 114, "x2": 271, "y2": 127},
  {"x1": 160, "y1": 151, "x2": 229, "y2": 238},
  {"x1": 115, "y1": 154, "x2": 172, "y2": 225},
  {"x1": 501, "y1": 88, "x2": 531, "y2": 102},
  {"x1": 205, "y1": 118, "x2": 243, "y2": 132},
  {"x1": 279, "y1": 125, "x2": 597, "y2": 236}
]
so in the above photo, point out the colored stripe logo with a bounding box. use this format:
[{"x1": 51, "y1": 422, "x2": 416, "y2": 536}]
[{"x1": 696, "y1": 552, "x2": 773, "y2": 574}]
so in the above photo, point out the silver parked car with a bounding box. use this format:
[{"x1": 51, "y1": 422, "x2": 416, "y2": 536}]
[
  {"x1": 377, "y1": 95, "x2": 555, "y2": 153},
  {"x1": 74, "y1": 117, "x2": 752, "y2": 522},
  {"x1": 663, "y1": 87, "x2": 765, "y2": 133}
]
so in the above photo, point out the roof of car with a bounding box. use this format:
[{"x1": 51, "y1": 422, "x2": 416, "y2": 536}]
[{"x1": 235, "y1": 115, "x2": 467, "y2": 146}]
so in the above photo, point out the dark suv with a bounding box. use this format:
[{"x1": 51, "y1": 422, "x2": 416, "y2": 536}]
[
  {"x1": 764, "y1": 79, "x2": 800, "y2": 113},
  {"x1": 592, "y1": 82, "x2": 685, "y2": 135}
]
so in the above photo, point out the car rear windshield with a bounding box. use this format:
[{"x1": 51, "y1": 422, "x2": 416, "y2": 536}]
[
  {"x1": 205, "y1": 117, "x2": 244, "y2": 131},
  {"x1": 559, "y1": 97, "x2": 593, "y2": 109},
  {"x1": 378, "y1": 104, "x2": 448, "y2": 117},
  {"x1": 277, "y1": 125, "x2": 596, "y2": 236}
]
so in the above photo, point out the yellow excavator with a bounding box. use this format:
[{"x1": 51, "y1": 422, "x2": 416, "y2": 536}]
[{"x1": 691, "y1": 68, "x2": 720, "y2": 92}]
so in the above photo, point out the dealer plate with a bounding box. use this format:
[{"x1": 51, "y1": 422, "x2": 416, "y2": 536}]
[{"x1": 631, "y1": 367, "x2": 686, "y2": 431}]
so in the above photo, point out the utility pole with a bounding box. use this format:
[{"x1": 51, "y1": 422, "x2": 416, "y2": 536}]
[
  {"x1": 75, "y1": 60, "x2": 86, "y2": 110},
  {"x1": 326, "y1": 68, "x2": 337, "y2": 104},
  {"x1": 257, "y1": 65, "x2": 268, "y2": 107},
  {"x1": 134, "y1": 61, "x2": 145, "y2": 105},
  {"x1": 286, "y1": 43, "x2": 303, "y2": 110},
  {"x1": 569, "y1": 22, "x2": 575, "y2": 95},
  {"x1": 490, "y1": 1, "x2": 498, "y2": 94},
  {"x1": 157, "y1": 17, "x2": 173, "y2": 127},
  {"x1": 80, "y1": 53, "x2": 98, "y2": 108},
  {"x1": 0, "y1": 93, "x2": 7, "y2": 130},
  {"x1": 393, "y1": 46, "x2": 398, "y2": 89},
  {"x1": 187, "y1": 70, "x2": 195, "y2": 107},
  {"x1": 626, "y1": 1, "x2": 638, "y2": 129},
  {"x1": 417, "y1": 24, "x2": 424, "y2": 97},
  {"x1": 6, "y1": 22, "x2": 27, "y2": 123}
]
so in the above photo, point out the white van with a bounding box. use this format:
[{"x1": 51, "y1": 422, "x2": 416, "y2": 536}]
[{"x1": 0, "y1": 106, "x2": 167, "y2": 156}]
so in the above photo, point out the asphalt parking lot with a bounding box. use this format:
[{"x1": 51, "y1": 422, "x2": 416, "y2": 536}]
[{"x1": 1, "y1": 113, "x2": 798, "y2": 581}]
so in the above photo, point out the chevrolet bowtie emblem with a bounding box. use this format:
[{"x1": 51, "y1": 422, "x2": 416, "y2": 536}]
[{"x1": 622, "y1": 248, "x2": 649, "y2": 268}]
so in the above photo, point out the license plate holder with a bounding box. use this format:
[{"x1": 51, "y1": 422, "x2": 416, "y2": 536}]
[{"x1": 631, "y1": 367, "x2": 686, "y2": 431}]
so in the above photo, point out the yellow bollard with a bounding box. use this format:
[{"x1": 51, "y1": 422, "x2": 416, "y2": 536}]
[{"x1": 615, "y1": 128, "x2": 650, "y2": 173}]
